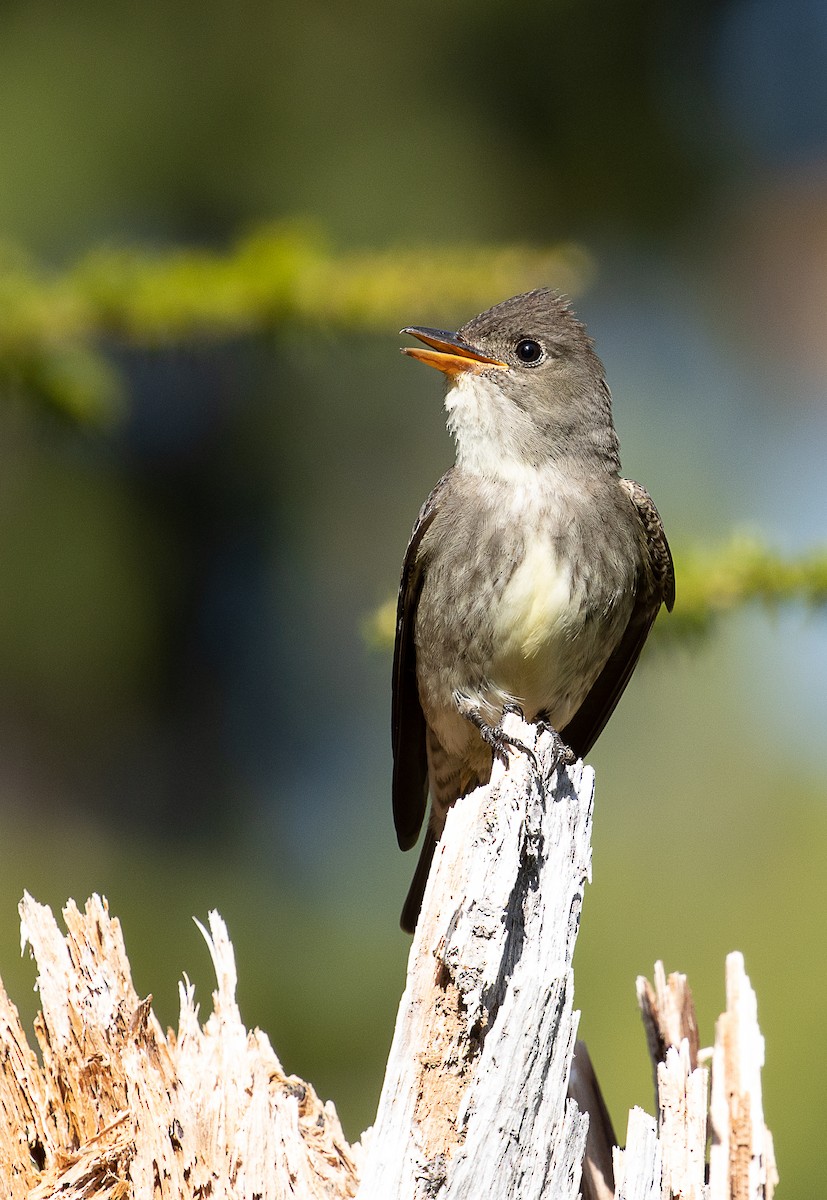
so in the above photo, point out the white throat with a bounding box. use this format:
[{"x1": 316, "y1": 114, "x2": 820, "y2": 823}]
[{"x1": 445, "y1": 371, "x2": 529, "y2": 482}]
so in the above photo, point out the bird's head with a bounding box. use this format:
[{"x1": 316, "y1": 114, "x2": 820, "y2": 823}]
[{"x1": 402, "y1": 288, "x2": 619, "y2": 478}]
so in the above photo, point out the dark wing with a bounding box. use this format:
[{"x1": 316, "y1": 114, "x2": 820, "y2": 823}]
[
  {"x1": 560, "y1": 479, "x2": 674, "y2": 759},
  {"x1": 392, "y1": 471, "x2": 452, "y2": 851}
]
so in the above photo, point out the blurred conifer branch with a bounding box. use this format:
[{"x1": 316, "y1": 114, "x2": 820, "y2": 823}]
[
  {"x1": 365, "y1": 536, "x2": 827, "y2": 650},
  {"x1": 659, "y1": 536, "x2": 827, "y2": 642},
  {"x1": 0, "y1": 223, "x2": 592, "y2": 422}
]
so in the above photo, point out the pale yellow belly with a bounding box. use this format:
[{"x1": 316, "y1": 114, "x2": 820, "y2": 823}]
[{"x1": 488, "y1": 538, "x2": 612, "y2": 726}]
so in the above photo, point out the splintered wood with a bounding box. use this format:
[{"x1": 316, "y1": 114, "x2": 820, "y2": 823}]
[
  {"x1": 0, "y1": 894, "x2": 360, "y2": 1200},
  {"x1": 614, "y1": 958, "x2": 778, "y2": 1200},
  {"x1": 708, "y1": 954, "x2": 778, "y2": 1200},
  {"x1": 0, "y1": 717, "x2": 778, "y2": 1200},
  {"x1": 637, "y1": 961, "x2": 701, "y2": 1080}
]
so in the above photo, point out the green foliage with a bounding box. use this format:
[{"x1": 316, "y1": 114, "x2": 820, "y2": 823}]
[
  {"x1": 0, "y1": 225, "x2": 592, "y2": 422},
  {"x1": 663, "y1": 537, "x2": 827, "y2": 642}
]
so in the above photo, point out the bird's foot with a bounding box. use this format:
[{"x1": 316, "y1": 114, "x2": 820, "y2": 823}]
[
  {"x1": 456, "y1": 696, "x2": 539, "y2": 773},
  {"x1": 535, "y1": 710, "x2": 577, "y2": 767}
]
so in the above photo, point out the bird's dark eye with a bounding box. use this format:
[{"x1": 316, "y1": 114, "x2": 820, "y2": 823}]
[{"x1": 515, "y1": 338, "x2": 544, "y2": 364}]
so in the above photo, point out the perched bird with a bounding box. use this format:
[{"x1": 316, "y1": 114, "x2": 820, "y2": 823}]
[{"x1": 392, "y1": 288, "x2": 674, "y2": 933}]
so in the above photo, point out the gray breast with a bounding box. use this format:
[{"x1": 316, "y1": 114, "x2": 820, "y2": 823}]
[{"x1": 414, "y1": 471, "x2": 639, "y2": 736}]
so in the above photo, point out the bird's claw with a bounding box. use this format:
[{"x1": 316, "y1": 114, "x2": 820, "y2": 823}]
[
  {"x1": 535, "y1": 711, "x2": 576, "y2": 767},
  {"x1": 456, "y1": 697, "x2": 539, "y2": 773}
]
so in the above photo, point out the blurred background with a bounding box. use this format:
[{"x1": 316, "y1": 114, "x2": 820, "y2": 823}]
[{"x1": 0, "y1": 0, "x2": 825, "y2": 1193}]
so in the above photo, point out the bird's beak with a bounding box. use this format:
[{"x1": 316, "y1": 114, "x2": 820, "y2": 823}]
[{"x1": 400, "y1": 327, "x2": 508, "y2": 377}]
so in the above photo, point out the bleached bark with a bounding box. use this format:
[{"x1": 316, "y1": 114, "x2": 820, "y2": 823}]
[
  {"x1": 613, "y1": 1108, "x2": 661, "y2": 1200},
  {"x1": 356, "y1": 715, "x2": 594, "y2": 1200},
  {"x1": 707, "y1": 954, "x2": 778, "y2": 1200}
]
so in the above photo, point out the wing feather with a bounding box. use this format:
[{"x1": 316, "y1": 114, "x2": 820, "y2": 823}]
[
  {"x1": 561, "y1": 479, "x2": 674, "y2": 758},
  {"x1": 391, "y1": 471, "x2": 452, "y2": 850}
]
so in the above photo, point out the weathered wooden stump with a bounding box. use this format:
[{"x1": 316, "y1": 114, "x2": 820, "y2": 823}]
[{"x1": 0, "y1": 716, "x2": 776, "y2": 1199}]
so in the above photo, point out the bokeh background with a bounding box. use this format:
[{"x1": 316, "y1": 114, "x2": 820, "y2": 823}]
[{"x1": 0, "y1": 0, "x2": 825, "y2": 1193}]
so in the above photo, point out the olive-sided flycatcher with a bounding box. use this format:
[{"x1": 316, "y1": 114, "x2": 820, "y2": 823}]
[{"x1": 392, "y1": 288, "x2": 674, "y2": 932}]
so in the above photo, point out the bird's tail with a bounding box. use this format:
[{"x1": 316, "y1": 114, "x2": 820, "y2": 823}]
[{"x1": 400, "y1": 826, "x2": 437, "y2": 934}]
